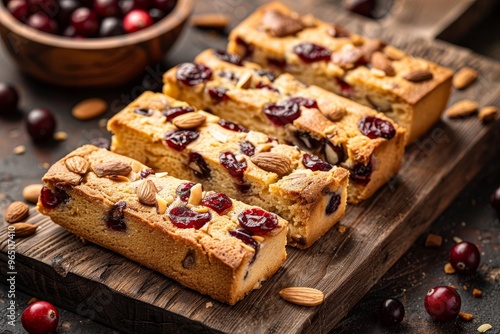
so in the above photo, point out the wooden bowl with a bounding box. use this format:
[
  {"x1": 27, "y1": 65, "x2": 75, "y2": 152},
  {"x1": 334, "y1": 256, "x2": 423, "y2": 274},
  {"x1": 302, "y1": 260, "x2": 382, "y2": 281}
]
[{"x1": 0, "y1": 0, "x2": 193, "y2": 87}]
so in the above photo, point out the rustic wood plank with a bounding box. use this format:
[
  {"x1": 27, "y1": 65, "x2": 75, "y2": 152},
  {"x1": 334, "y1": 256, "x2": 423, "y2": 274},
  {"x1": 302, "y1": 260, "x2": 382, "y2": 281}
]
[{"x1": 1, "y1": 14, "x2": 500, "y2": 334}]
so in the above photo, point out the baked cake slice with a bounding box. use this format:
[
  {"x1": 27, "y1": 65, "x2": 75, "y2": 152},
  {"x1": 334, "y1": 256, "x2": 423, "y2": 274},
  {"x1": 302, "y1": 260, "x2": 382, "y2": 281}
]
[
  {"x1": 37, "y1": 145, "x2": 288, "y2": 305},
  {"x1": 107, "y1": 92, "x2": 349, "y2": 248},
  {"x1": 226, "y1": 2, "x2": 453, "y2": 144},
  {"x1": 162, "y1": 49, "x2": 405, "y2": 204}
]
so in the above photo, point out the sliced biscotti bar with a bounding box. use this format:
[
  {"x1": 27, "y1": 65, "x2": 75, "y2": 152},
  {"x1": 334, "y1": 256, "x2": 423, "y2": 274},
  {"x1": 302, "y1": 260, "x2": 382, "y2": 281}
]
[
  {"x1": 107, "y1": 92, "x2": 349, "y2": 248},
  {"x1": 226, "y1": 2, "x2": 453, "y2": 144},
  {"x1": 162, "y1": 49, "x2": 405, "y2": 204},
  {"x1": 37, "y1": 145, "x2": 287, "y2": 305}
]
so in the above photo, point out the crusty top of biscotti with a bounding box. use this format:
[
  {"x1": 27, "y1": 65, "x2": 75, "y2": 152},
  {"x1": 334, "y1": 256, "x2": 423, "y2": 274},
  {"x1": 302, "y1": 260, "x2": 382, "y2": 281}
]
[
  {"x1": 228, "y1": 2, "x2": 453, "y2": 105},
  {"x1": 39, "y1": 145, "x2": 287, "y2": 270}
]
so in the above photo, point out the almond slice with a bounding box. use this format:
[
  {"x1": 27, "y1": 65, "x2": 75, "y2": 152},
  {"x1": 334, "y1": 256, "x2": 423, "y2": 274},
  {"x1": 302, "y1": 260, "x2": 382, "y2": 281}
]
[{"x1": 279, "y1": 287, "x2": 324, "y2": 306}]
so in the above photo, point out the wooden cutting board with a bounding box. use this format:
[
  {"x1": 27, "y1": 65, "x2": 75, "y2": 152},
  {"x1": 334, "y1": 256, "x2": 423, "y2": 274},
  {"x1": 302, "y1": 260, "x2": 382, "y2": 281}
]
[{"x1": 1, "y1": 25, "x2": 500, "y2": 334}]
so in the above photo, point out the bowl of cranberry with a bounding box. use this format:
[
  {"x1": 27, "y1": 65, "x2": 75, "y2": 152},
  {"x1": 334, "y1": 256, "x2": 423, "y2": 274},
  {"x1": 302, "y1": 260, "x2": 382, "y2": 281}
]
[{"x1": 0, "y1": 0, "x2": 192, "y2": 87}]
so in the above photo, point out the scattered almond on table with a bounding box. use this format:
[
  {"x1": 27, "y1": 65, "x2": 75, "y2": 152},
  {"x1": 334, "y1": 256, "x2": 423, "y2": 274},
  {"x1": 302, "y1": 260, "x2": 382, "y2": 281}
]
[
  {"x1": 445, "y1": 99, "x2": 478, "y2": 118},
  {"x1": 472, "y1": 288, "x2": 483, "y2": 298},
  {"x1": 478, "y1": 106, "x2": 498, "y2": 123},
  {"x1": 23, "y1": 184, "x2": 43, "y2": 204},
  {"x1": 279, "y1": 287, "x2": 324, "y2": 306},
  {"x1": 425, "y1": 233, "x2": 443, "y2": 248},
  {"x1": 9, "y1": 222, "x2": 40, "y2": 237},
  {"x1": 5, "y1": 201, "x2": 29, "y2": 223},
  {"x1": 13, "y1": 145, "x2": 26, "y2": 155},
  {"x1": 54, "y1": 131, "x2": 68, "y2": 141},
  {"x1": 444, "y1": 262, "x2": 456, "y2": 274},
  {"x1": 458, "y1": 311, "x2": 474, "y2": 322},
  {"x1": 72, "y1": 98, "x2": 108, "y2": 120},
  {"x1": 191, "y1": 14, "x2": 230, "y2": 29},
  {"x1": 477, "y1": 324, "x2": 492, "y2": 333},
  {"x1": 453, "y1": 67, "x2": 478, "y2": 90}
]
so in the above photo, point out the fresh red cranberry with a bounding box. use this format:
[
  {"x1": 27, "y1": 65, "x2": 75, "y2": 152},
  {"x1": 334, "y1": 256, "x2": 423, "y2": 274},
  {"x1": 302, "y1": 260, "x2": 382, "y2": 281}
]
[
  {"x1": 255, "y1": 82, "x2": 279, "y2": 93},
  {"x1": 424, "y1": 286, "x2": 461, "y2": 321},
  {"x1": 350, "y1": 162, "x2": 372, "y2": 184},
  {"x1": 123, "y1": 9, "x2": 153, "y2": 33},
  {"x1": 293, "y1": 42, "x2": 331, "y2": 63},
  {"x1": 27, "y1": 13, "x2": 57, "y2": 34},
  {"x1": 235, "y1": 36, "x2": 253, "y2": 58},
  {"x1": 358, "y1": 116, "x2": 396, "y2": 140},
  {"x1": 169, "y1": 206, "x2": 211, "y2": 229},
  {"x1": 99, "y1": 17, "x2": 123, "y2": 37},
  {"x1": 176, "y1": 181, "x2": 195, "y2": 202},
  {"x1": 148, "y1": 7, "x2": 165, "y2": 22},
  {"x1": 218, "y1": 119, "x2": 249, "y2": 133},
  {"x1": 40, "y1": 186, "x2": 69, "y2": 209},
  {"x1": 289, "y1": 97, "x2": 318, "y2": 109},
  {"x1": 240, "y1": 140, "x2": 255, "y2": 156},
  {"x1": 213, "y1": 49, "x2": 243, "y2": 66},
  {"x1": 323, "y1": 142, "x2": 346, "y2": 165},
  {"x1": 162, "y1": 106, "x2": 194, "y2": 121},
  {"x1": 26, "y1": 107, "x2": 56, "y2": 142},
  {"x1": 220, "y1": 151, "x2": 247, "y2": 183},
  {"x1": 0, "y1": 83, "x2": 19, "y2": 115},
  {"x1": 207, "y1": 87, "x2": 228, "y2": 102},
  {"x1": 324, "y1": 191, "x2": 341, "y2": 215},
  {"x1": 295, "y1": 131, "x2": 324, "y2": 151},
  {"x1": 229, "y1": 228, "x2": 259, "y2": 262},
  {"x1": 164, "y1": 130, "x2": 199, "y2": 151},
  {"x1": 491, "y1": 186, "x2": 500, "y2": 213},
  {"x1": 188, "y1": 152, "x2": 211, "y2": 179},
  {"x1": 343, "y1": 0, "x2": 376, "y2": 18},
  {"x1": 106, "y1": 200, "x2": 127, "y2": 231},
  {"x1": 263, "y1": 99, "x2": 301, "y2": 126},
  {"x1": 89, "y1": 137, "x2": 110, "y2": 149},
  {"x1": 134, "y1": 107, "x2": 153, "y2": 116},
  {"x1": 56, "y1": 0, "x2": 79, "y2": 27},
  {"x1": 93, "y1": 0, "x2": 121, "y2": 17},
  {"x1": 7, "y1": 0, "x2": 29, "y2": 21},
  {"x1": 336, "y1": 78, "x2": 354, "y2": 96},
  {"x1": 379, "y1": 298, "x2": 405, "y2": 326},
  {"x1": 255, "y1": 69, "x2": 276, "y2": 82},
  {"x1": 266, "y1": 57, "x2": 286, "y2": 69},
  {"x1": 176, "y1": 63, "x2": 213, "y2": 86},
  {"x1": 449, "y1": 241, "x2": 481, "y2": 274},
  {"x1": 21, "y1": 301, "x2": 59, "y2": 334},
  {"x1": 71, "y1": 7, "x2": 99, "y2": 37},
  {"x1": 302, "y1": 153, "x2": 333, "y2": 172},
  {"x1": 238, "y1": 208, "x2": 278, "y2": 235},
  {"x1": 201, "y1": 192, "x2": 233, "y2": 215},
  {"x1": 153, "y1": 0, "x2": 175, "y2": 12},
  {"x1": 139, "y1": 168, "x2": 155, "y2": 179}
]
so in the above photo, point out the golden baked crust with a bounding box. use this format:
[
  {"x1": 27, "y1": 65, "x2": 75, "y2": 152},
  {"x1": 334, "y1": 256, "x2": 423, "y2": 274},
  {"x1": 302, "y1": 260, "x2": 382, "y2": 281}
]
[
  {"x1": 37, "y1": 145, "x2": 287, "y2": 305},
  {"x1": 226, "y1": 2, "x2": 453, "y2": 143},
  {"x1": 108, "y1": 92, "x2": 349, "y2": 248},
  {"x1": 162, "y1": 49, "x2": 405, "y2": 204}
]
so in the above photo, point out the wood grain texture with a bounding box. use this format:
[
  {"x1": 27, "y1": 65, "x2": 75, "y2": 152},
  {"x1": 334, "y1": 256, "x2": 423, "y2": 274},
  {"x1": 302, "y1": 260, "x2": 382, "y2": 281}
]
[{"x1": 1, "y1": 9, "x2": 500, "y2": 334}]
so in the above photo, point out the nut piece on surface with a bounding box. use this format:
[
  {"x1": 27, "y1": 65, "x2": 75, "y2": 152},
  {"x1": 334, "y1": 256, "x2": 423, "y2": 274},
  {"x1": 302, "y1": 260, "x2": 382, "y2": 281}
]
[
  {"x1": 72, "y1": 98, "x2": 108, "y2": 120},
  {"x1": 5, "y1": 201, "x2": 30, "y2": 223},
  {"x1": 136, "y1": 180, "x2": 158, "y2": 206},
  {"x1": 402, "y1": 69, "x2": 433, "y2": 82},
  {"x1": 279, "y1": 287, "x2": 324, "y2": 306},
  {"x1": 251, "y1": 152, "x2": 292, "y2": 176},
  {"x1": 453, "y1": 67, "x2": 478, "y2": 90},
  {"x1": 445, "y1": 99, "x2": 478, "y2": 118},
  {"x1": 477, "y1": 324, "x2": 492, "y2": 333},
  {"x1": 425, "y1": 233, "x2": 443, "y2": 248},
  {"x1": 172, "y1": 113, "x2": 207, "y2": 129},
  {"x1": 458, "y1": 311, "x2": 474, "y2": 322},
  {"x1": 191, "y1": 14, "x2": 230, "y2": 29},
  {"x1": 13, "y1": 145, "x2": 26, "y2": 155},
  {"x1": 478, "y1": 106, "x2": 498, "y2": 123},
  {"x1": 92, "y1": 161, "x2": 132, "y2": 177},
  {"x1": 9, "y1": 222, "x2": 39, "y2": 237},
  {"x1": 472, "y1": 288, "x2": 483, "y2": 298},
  {"x1": 65, "y1": 156, "x2": 89, "y2": 175},
  {"x1": 23, "y1": 184, "x2": 43, "y2": 204},
  {"x1": 236, "y1": 72, "x2": 253, "y2": 89},
  {"x1": 444, "y1": 262, "x2": 456, "y2": 274}
]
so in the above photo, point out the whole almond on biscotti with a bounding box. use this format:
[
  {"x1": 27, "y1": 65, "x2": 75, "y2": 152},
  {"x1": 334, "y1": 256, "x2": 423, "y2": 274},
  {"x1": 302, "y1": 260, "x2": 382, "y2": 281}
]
[
  {"x1": 136, "y1": 180, "x2": 157, "y2": 206},
  {"x1": 251, "y1": 153, "x2": 292, "y2": 176},
  {"x1": 383, "y1": 45, "x2": 405, "y2": 60},
  {"x1": 5, "y1": 201, "x2": 29, "y2": 223},
  {"x1": 23, "y1": 184, "x2": 43, "y2": 204},
  {"x1": 478, "y1": 106, "x2": 498, "y2": 123},
  {"x1": 453, "y1": 67, "x2": 478, "y2": 90},
  {"x1": 261, "y1": 10, "x2": 305, "y2": 37},
  {"x1": 445, "y1": 99, "x2": 478, "y2": 118},
  {"x1": 279, "y1": 287, "x2": 324, "y2": 306},
  {"x1": 65, "y1": 156, "x2": 89, "y2": 175},
  {"x1": 403, "y1": 69, "x2": 433, "y2": 82},
  {"x1": 92, "y1": 161, "x2": 132, "y2": 177},
  {"x1": 172, "y1": 113, "x2": 206, "y2": 129},
  {"x1": 371, "y1": 52, "x2": 395, "y2": 77},
  {"x1": 9, "y1": 222, "x2": 39, "y2": 237},
  {"x1": 324, "y1": 104, "x2": 346, "y2": 122}
]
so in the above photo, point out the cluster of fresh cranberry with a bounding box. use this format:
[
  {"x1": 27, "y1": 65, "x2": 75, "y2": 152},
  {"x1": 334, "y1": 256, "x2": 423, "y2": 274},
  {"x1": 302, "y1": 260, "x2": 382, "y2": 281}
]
[{"x1": 3, "y1": 0, "x2": 176, "y2": 37}]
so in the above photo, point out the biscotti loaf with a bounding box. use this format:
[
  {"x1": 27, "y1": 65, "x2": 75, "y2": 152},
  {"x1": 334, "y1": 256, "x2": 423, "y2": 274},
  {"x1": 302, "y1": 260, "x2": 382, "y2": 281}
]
[
  {"x1": 37, "y1": 145, "x2": 287, "y2": 305},
  {"x1": 107, "y1": 92, "x2": 349, "y2": 248},
  {"x1": 226, "y1": 2, "x2": 453, "y2": 144},
  {"x1": 162, "y1": 49, "x2": 405, "y2": 204}
]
